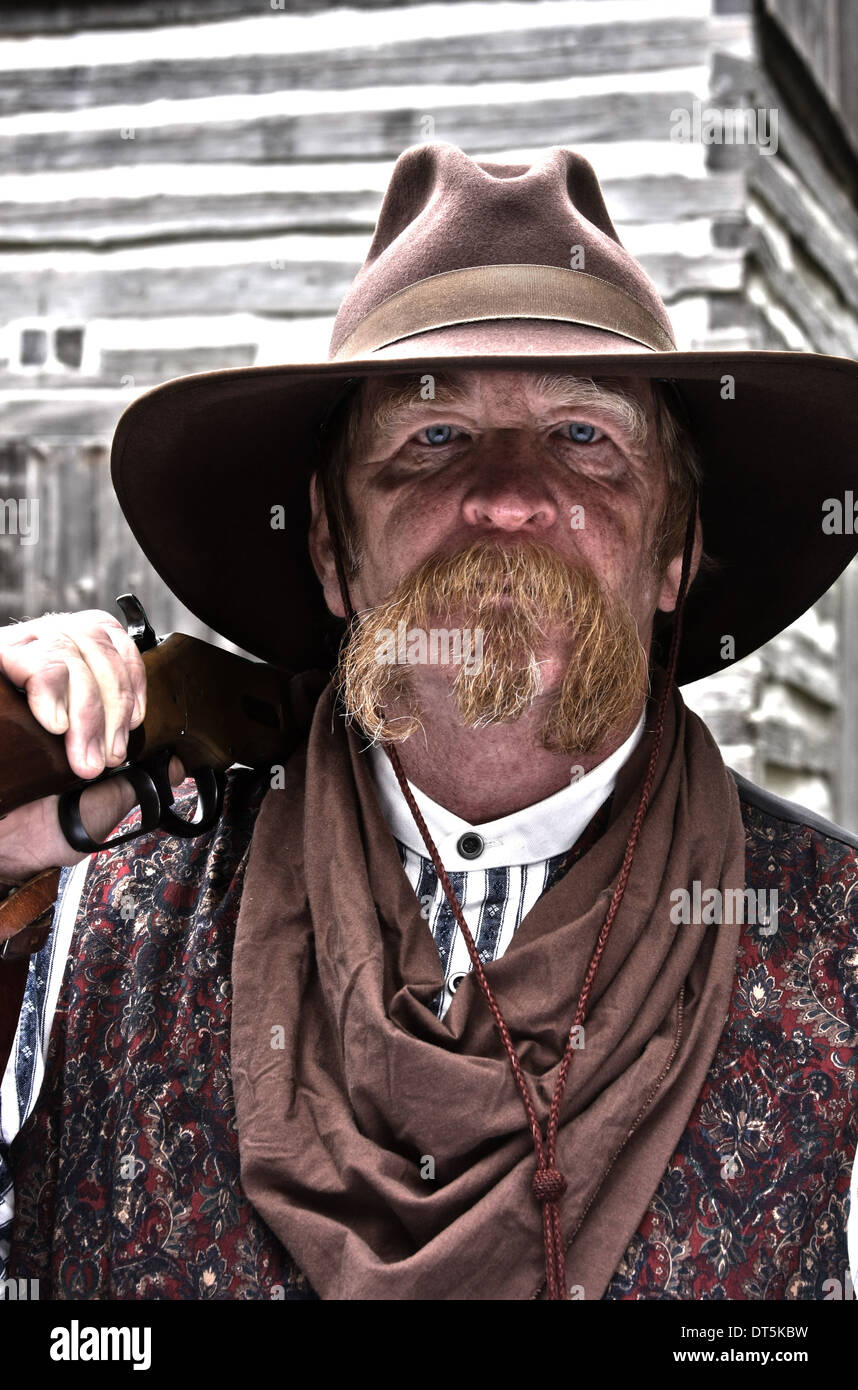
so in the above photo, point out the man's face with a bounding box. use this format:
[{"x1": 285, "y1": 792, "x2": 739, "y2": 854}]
[{"x1": 309, "y1": 368, "x2": 697, "y2": 753}]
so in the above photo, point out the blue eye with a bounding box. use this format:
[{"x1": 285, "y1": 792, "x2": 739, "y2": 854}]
[
  {"x1": 565, "y1": 422, "x2": 599, "y2": 443},
  {"x1": 421, "y1": 424, "x2": 454, "y2": 445}
]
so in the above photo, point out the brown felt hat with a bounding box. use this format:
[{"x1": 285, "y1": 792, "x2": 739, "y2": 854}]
[{"x1": 111, "y1": 142, "x2": 858, "y2": 684}]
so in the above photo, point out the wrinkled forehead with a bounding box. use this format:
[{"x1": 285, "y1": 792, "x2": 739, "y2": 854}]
[{"x1": 359, "y1": 367, "x2": 657, "y2": 412}]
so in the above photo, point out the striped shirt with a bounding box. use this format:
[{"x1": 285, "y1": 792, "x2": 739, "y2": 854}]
[
  {"x1": 366, "y1": 721, "x2": 645, "y2": 1019},
  {"x1": 0, "y1": 715, "x2": 644, "y2": 1279}
]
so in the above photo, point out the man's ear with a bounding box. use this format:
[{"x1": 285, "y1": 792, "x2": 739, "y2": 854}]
[
  {"x1": 657, "y1": 512, "x2": 703, "y2": 614},
  {"x1": 307, "y1": 472, "x2": 347, "y2": 620}
]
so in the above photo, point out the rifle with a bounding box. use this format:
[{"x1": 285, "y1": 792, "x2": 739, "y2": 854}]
[
  {"x1": 0, "y1": 593, "x2": 303, "y2": 1082},
  {"x1": 0, "y1": 593, "x2": 299, "y2": 853}
]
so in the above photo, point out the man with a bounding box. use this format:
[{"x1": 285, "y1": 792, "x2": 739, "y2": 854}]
[{"x1": 0, "y1": 142, "x2": 856, "y2": 1300}]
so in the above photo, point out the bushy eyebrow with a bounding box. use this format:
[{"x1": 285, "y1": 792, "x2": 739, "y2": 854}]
[
  {"x1": 360, "y1": 373, "x2": 472, "y2": 445},
  {"x1": 529, "y1": 373, "x2": 650, "y2": 452},
  {"x1": 360, "y1": 371, "x2": 650, "y2": 454}
]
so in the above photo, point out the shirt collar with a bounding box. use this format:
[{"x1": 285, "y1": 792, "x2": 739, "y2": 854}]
[{"x1": 365, "y1": 710, "x2": 646, "y2": 870}]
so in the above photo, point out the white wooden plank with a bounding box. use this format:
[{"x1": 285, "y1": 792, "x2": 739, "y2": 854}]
[
  {"x1": 0, "y1": 3, "x2": 715, "y2": 71},
  {"x1": 0, "y1": 93, "x2": 713, "y2": 172},
  {"x1": 0, "y1": 19, "x2": 754, "y2": 117},
  {"x1": 0, "y1": 65, "x2": 711, "y2": 137}
]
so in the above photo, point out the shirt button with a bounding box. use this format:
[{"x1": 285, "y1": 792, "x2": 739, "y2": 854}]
[
  {"x1": 449, "y1": 973, "x2": 467, "y2": 992},
  {"x1": 457, "y1": 832, "x2": 484, "y2": 860}
]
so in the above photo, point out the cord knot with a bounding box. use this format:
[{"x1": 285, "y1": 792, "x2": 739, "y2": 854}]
[{"x1": 531, "y1": 1166, "x2": 568, "y2": 1204}]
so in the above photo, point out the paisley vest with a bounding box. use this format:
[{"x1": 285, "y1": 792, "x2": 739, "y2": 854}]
[{"x1": 6, "y1": 764, "x2": 858, "y2": 1299}]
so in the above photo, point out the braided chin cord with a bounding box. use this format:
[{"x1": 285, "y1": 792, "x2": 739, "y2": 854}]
[{"x1": 326, "y1": 492, "x2": 698, "y2": 1300}]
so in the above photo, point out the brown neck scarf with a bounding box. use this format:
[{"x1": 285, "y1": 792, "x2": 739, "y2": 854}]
[{"x1": 230, "y1": 666, "x2": 745, "y2": 1300}]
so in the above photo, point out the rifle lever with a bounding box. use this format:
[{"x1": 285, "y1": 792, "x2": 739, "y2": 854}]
[{"x1": 57, "y1": 749, "x2": 226, "y2": 854}]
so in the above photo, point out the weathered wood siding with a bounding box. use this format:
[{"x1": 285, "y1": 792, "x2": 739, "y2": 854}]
[{"x1": 681, "y1": 1, "x2": 858, "y2": 822}]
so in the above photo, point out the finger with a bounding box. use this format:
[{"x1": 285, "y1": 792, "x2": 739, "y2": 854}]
[
  {"x1": 0, "y1": 627, "x2": 95, "y2": 751},
  {"x1": 62, "y1": 639, "x2": 114, "y2": 778},
  {"x1": 104, "y1": 624, "x2": 147, "y2": 728},
  {"x1": 0, "y1": 628, "x2": 64, "y2": 719},
  {"x1": 75, "y1": 769, "x2": 142, "y2": 845},
  {"x1": 63, "y1": 615, "x2": 142, "y2": 768}
]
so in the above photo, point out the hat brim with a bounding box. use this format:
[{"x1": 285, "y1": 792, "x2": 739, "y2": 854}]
[{"x1": 110, "y1": 335, "x2": 858, "y2": 686}]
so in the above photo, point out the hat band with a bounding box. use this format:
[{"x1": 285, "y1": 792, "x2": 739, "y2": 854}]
[{"x1": 330, "y1": 264, "x2": 676, "y2": 360}]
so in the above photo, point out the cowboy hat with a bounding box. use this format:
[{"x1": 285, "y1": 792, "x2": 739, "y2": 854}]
[{"x1": 109, "y1": 141, "x2": 858, "y2": 685}]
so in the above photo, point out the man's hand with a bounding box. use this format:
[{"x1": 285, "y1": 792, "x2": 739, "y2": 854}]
[{"x1": 0, "y1": 609, "x2": 185, "y2": 880}]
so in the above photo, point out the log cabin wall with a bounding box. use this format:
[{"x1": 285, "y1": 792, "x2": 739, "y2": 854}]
[
  {"x1": 680, "y1": 0, "x2": 858, "y2": 824},
  {"x1": 0, "y1": 0, "x2": 855, "y2": 819}
]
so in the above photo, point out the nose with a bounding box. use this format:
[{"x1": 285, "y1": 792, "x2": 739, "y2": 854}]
[{"x1": 460, "y1": 433, "x2": 559, "y2": 532}]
